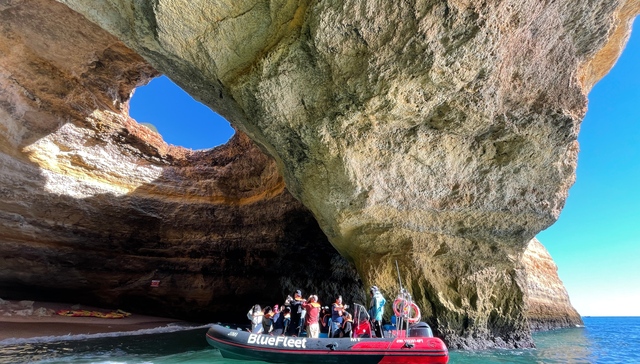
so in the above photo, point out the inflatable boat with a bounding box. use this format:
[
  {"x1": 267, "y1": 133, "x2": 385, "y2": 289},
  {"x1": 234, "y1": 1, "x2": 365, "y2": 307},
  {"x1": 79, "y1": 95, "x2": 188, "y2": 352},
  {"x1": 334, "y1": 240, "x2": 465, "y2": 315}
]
[{"x1": 206, "y1": 302, "x2": 448, "y2": 364}]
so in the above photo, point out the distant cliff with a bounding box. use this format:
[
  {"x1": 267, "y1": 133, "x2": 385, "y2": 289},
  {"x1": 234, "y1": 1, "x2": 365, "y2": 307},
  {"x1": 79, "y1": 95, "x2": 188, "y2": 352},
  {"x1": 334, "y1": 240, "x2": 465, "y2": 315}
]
[
  {"x1": 523, "y1": 238, "x2": 583, "y2": 331},
  {"x1": 0, "y1": 0, "x2": 636, "y2": 349}
]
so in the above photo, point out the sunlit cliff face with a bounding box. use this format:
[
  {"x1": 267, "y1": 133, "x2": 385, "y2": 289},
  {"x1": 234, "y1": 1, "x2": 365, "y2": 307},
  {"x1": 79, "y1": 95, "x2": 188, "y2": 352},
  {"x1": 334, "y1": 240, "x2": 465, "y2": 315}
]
[
  {"x1": 0, "y1": 0, "x2": 362, "y2": 325},
  {"x1": 1, "y1": 0, "x2": 637, "y2": 349},
  {"x1": 24, "y1": 117, "x2": 163, "y2": 198}
]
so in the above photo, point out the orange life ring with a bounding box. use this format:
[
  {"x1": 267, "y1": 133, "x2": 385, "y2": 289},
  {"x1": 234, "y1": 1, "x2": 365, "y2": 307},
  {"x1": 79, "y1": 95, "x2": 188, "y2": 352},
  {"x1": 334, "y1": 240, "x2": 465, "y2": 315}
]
[{"x1": 392, "y1": 299, "x2": 421, "y2": 323}]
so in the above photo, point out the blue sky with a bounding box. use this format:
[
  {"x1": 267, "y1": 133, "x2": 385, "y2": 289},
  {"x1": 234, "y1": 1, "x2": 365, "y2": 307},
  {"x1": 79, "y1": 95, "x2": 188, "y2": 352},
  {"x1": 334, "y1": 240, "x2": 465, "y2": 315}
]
[
  {"x1": 130, "y1": 77, "x2": 234, "y2": 149},
  {"x1": 538, "y1": 18, "x2": 640, "y2": 317},
  {"x1": 130, "y1": 19, "x2": 639, "y2": 317}
]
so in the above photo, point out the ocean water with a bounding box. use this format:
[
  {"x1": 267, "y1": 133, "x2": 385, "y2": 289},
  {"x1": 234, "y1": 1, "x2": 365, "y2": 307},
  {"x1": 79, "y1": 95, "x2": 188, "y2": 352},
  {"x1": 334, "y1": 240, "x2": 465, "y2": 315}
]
[{"x1": 0, "y1": 317, "x2": 638, "y2": 364}]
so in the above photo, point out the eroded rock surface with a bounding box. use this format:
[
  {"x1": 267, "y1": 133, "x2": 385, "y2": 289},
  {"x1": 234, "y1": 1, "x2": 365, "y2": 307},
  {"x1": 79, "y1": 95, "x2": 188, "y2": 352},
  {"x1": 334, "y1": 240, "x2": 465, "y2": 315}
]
[
  {"x1": 523, "y1": 238, "x2": 582, "y2": 331},
  {"x1": 0, "y1": 0, "x2": 362, "y2": 323},
  {"x1": 53, "y1": 0, "x2": 637, "y2": 348},
  {"x1": 1, "y1": 0, "x2": 637, "y2": 349}
]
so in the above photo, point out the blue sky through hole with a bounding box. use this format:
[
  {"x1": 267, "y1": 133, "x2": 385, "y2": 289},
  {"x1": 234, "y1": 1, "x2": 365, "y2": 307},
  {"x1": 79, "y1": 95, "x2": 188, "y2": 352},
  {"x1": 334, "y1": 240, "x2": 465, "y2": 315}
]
[
  {"x1": 128, "y1": 19, "x2": 639, "y2": 317},
  {"x1": 129, "y1": 75, "x2": 234, "y2": 150}
]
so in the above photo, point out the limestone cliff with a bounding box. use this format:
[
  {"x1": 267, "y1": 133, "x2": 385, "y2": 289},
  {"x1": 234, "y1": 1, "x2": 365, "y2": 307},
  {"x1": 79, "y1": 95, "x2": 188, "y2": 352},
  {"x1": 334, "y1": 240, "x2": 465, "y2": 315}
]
[
  {"x1": 52, "y1": 0, "x2": 637, "y2": 349},
  {"x1": 523, "y1": 238, "x2": 583, "y2": 331},
  {"x1": 0, "y1": 0, "x2": 363, "y2": 323},
  {"x1": 1, "y1": 0, "x2": 637, "y2": 349}
]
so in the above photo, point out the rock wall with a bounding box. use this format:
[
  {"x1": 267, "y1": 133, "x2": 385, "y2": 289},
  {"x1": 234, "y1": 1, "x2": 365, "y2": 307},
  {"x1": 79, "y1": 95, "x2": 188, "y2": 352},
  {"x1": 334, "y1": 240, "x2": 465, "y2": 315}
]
[
  {"x1": 0, "y1": 0, "x2": 363, "y2": 323},
  {"x1": 53, "y1": 0, "x2": 637, "y2": 348},
  {"x1": 522, "y1": 238, "x2": 583, "y2": 331},
  {"x1": 1, "y1": 0, "x2": 637, "y2": 349}
]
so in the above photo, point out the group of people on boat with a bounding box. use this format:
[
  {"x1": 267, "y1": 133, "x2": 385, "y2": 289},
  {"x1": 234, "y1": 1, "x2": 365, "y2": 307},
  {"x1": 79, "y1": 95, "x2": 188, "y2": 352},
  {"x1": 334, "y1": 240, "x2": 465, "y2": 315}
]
[{"x1": 247, "y1": 286, "x2": 387, "y2": 339}]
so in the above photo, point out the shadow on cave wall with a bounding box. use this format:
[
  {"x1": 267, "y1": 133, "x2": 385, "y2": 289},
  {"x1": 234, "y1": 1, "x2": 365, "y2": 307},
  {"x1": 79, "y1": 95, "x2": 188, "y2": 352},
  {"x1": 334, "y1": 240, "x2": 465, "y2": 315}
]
[
  {"x1": 0, "y1": 164, "x2": 364, "y2": 323},
  {"x1": 0, "y1": 0, "x2": 364, "y2": 324}
]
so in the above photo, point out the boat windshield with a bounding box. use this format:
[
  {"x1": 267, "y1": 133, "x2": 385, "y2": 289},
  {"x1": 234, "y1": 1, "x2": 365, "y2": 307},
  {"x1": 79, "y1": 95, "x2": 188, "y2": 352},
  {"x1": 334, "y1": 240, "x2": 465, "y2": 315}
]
[{"x1": 353, "y1": 303, "x2": 369, "y2": 326}]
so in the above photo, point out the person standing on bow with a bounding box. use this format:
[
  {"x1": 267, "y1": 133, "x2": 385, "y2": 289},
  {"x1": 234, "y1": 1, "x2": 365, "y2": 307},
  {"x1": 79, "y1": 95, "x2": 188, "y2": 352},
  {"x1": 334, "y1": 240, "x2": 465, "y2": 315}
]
[
  {"x1": 247, "y1": 304, "x2": 264, "y2": 333},
  {"x1": 369, "y1": 286, "x2": 386, "y2": 337}
]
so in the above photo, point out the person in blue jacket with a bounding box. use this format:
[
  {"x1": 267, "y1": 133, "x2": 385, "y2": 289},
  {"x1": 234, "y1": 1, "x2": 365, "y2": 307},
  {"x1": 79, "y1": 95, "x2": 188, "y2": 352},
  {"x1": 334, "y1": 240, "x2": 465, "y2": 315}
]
[{"x1": 368, "y1": 286, "x2": 386, "y2": 337}]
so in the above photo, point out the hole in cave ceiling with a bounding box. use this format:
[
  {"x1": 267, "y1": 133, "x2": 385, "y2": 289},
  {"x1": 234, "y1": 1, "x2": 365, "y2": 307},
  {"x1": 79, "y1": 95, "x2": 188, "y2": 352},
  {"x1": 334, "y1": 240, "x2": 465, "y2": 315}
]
[{"x1": 129, "y1": 75, "x2": 235, "y2": 150}]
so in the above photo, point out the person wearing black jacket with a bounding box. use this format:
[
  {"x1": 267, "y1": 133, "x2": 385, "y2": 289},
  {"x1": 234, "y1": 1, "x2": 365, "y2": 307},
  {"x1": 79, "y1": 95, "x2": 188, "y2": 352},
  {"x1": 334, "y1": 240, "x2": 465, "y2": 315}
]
[{"x1": 288, "y1": 289, "x2": 305, "y2": 336}]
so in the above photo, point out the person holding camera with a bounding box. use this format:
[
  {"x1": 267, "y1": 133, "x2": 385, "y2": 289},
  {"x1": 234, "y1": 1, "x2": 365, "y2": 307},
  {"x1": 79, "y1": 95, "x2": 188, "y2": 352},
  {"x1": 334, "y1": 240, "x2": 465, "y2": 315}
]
[{"x1": 331, "y1": 295, "x2": 348, "y2": 337}]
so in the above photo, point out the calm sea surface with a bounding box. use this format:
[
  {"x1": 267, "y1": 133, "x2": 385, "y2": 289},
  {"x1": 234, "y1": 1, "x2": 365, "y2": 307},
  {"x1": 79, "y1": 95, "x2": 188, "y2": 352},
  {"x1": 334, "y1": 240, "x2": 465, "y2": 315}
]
[{"x1": 0, "y1": 317, "x2": 638, "y2": 364}]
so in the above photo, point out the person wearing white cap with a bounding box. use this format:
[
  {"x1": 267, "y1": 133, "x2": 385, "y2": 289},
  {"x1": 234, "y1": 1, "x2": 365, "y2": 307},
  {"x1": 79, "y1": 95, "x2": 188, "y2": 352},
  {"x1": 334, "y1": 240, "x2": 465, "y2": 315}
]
[{"x1": 369, "y1": 286, "x2": 386, "y2": 337}]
